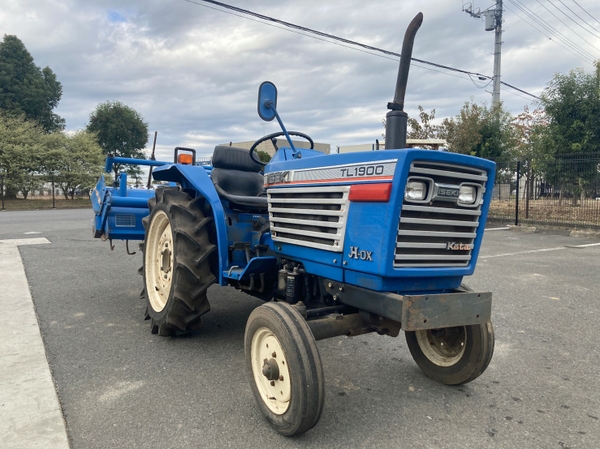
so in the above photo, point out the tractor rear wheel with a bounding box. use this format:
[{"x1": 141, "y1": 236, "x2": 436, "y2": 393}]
[
  {"x1": 245, "y1": 302, "x2": 325, "y2": 436},
  {"x1": 141, "y1": 187, "x2": 216, "y2": 336},
  {"x1": 405, "y1": 322, "x2": 494, "y2": 385}
]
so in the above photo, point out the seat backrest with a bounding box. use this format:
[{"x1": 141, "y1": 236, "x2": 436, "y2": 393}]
[{"x1": 211, "y1": 145, "x2": 264, "y2": 197}]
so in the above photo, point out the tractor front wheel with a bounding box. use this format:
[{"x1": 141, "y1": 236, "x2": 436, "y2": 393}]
[
  {"x1": 245, "y1": 302, "x2": 325, "y2": 436},
  {"x1": 405, "y1": 322, "x2": 494, "y2": 385},
  {"x1": 141, "y1": 188, "x2": 216, "y2": 336}
]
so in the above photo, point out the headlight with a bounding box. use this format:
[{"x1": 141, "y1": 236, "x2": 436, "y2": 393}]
[
  {"x1": 405, "y1": 181, "x2": 427, "y2": 201},
  {"x1": 458, "y1": 185, "x2": 477, "y2": 204}
]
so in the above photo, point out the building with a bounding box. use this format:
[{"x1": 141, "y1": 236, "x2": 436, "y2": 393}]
[
  {"x1": 338, "y1": 139, "x2": 448, "y2": 153},
  {"x1": 222, "y1": 139, "x2": 331, "y2": 157}
]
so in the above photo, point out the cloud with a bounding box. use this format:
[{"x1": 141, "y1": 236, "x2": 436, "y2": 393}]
[{"x1": 1, "y1": 0, "x2": 599, "y2": 161}]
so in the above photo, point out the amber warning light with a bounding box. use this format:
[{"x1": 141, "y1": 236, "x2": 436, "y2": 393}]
[
  {"x1": 178, "y1": 153, "x2": 194, "y2": 165},
  {"x1": 349, "y1": 183, "x2": 392, "y2": 202}
]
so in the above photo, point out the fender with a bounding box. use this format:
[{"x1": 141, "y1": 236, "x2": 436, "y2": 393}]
[{"x1": 152, "y1": 163, "x2": 230, "y2": 286}]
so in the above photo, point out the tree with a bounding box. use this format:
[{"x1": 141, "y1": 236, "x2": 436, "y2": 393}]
[
  {"x1": 541, "y1": 64, "x2": 600, "y2": 155},
  {"x1": 0, "y1": 111, "x2": 45, "y2": 199},
  {"x1": 407, "y1": 106, "x2": 446, "y2": 140},
  {"x1": 540, "y1": 64, "x2": 600, "y2": 204},
  {"x1": 441, "y1": 101, "x2": 516, "y2": 162},
  {"x1": 256, "y1": 150, "x2": 271, "y2": 163},
  {"x1": 43, "y1": 131, "x2": 104, "y2": 199},
  {"x1": 511, "y1": 107, "x2": 548, "y2": 161},
  {"x1": 509, "y1": 106, "x2": 551, "y2": 208},
  {"x1": 86, "y1": 101, "x2": 148, "y2": 178},
  {"x1": 381, "y1": 106, "x2": 447, "y2": 145},
  {"x1": 0, "y1": 35, "x2": 64, "y2": 132}
]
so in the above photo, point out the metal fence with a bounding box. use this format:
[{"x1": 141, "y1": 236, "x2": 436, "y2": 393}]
[
  {"x1": 3, "y1": 154, "x2": 600, "y2": 228},
  {"x1": 0, "y1": 173, "x2": 99, "y2": 211},
  {"x1": 489, "y1": 152, "x2": 600, "y2": 229}
]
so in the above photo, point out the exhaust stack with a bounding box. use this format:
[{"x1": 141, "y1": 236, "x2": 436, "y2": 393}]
[{"x1": 384, "y1": 12, "x2": 423, "y2": 150}]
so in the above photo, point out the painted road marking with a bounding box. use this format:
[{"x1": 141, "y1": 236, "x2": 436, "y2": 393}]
[
  {"x1": 0, "y1": 238, "x2": 70, "y2": 449},
  {"x1": 480, "y1": 242, "x2": 600, "y2": 259},
  {"x1": 567, "y1": 242, "x2": 600, "y2": 248}
]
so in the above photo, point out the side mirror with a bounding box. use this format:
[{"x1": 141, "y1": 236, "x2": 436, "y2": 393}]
[{"x1": 257, "y1": 81, "x2": 277, "y2": 122}]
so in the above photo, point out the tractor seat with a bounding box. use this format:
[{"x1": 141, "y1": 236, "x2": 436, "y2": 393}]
[{"x1": 211, "y1": 145, "x2": 268, "y2": 211}]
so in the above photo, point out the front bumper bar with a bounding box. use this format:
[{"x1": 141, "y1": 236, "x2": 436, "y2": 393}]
[{"x1": 322, "y1": 281, "x2": 491, "y2": 331}]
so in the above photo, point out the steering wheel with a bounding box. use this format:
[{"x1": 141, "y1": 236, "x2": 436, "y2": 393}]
[{"x1": 249, "y1": 131, "x2": 314, "y2": 166}]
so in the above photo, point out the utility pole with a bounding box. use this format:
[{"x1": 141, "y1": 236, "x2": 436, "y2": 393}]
[
  {"x1": 464, "y1": 1, "x2": 503, "y2": 106},
  {"x1": 491, "y1": 0, "x2": 503, "y2": 106}
]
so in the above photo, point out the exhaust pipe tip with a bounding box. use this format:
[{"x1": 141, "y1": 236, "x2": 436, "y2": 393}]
[{"x1": 384, "y1": 12, "x2": 424, "y2": 151}]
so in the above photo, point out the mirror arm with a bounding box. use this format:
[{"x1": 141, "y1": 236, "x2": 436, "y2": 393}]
[{"x1": 268, "y1": 103, "x2": 297, "y2": 155}]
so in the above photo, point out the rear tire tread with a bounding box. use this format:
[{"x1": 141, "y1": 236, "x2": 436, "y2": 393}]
[{"x1": 141, "y1": 187, "x2": 217, "y2": 336}]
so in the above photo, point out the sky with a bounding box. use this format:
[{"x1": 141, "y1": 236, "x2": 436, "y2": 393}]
[{"x1": 2, "y1": 0, "x2": 599, "y2": 160}]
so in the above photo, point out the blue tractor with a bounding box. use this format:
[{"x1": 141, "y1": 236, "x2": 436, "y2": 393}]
[{"x1": 92, "y1": 13, "x2": 495, "y2": 436}]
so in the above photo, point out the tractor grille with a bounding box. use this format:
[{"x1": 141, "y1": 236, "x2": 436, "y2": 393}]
[
  {"x1": 267, "y1": 186, "x2": 350, "y2": 252},
  {"x1": 394, "y1": 161, "x2": 487, "y2": 268},
  {"x1": 115, "y1": 214, "x2": 135, "y2": 227}
]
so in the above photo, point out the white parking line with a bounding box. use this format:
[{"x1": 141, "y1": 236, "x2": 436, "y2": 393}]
[
  {"x1": 568, "y1": 242, "x2": 600, "y2": 248},
  {"x1": 480, "y1": 242, "x2": 600, "y2": 259},
  {"x1": 0, "y1": 238, "x2": 70, "y2": 449},
  {"x1": 480, "y1": 247, "x2": 564, "y2": 259}
]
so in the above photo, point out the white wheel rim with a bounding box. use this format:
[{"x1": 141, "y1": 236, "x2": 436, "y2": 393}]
[
  {"x1": 251, "y1": 327, "x2": 292, "y2": 415},
  {"x1": 415, "y1": 327, "x2": 467, "y2": 367},
  {"x1": 145, "y1": 210, "x2": 174, "y2": 313}
]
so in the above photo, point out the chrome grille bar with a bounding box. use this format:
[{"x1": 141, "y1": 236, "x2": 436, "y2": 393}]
[
  {"x1": 395, "y1": 161, "x2": 487, "y2": 268},
  {"x1": 410, "y1": 167, "x2": 488, "y2": 182},
  {"x1": 268, "y1": 186, "x2": 350, "y2": 252},
  {"x1": 402, "y1": 205, "x2": 481, "y2": 216},
  {"x1": 395, "y1": 254, "x2": 472, "y2": 261},
  {"x1": 400, "y1": 217, "x2": 480, "y2": 227},
  {"x1": 398, "y1": 230, "x2": 477, "y2": 238}
]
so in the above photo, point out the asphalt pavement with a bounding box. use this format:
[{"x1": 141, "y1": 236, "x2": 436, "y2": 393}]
[{"x1": 1, "y1": 208, "x2": 599, "y2": 449}]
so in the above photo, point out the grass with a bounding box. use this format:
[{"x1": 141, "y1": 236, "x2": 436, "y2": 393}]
[
  {"x1": 4, "y1": 195, "x2": 598, "y2": 228},
  {"x1": 0, "y1": 197, "x2": 91, "y2": 211},
  {"x1": 489, "y1": 198, "x2": 600, "y2": 228}
]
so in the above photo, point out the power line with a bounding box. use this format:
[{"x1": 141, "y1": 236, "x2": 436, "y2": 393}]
[
  {"x1": 185, "y1": 0, "x2": 540, "y2": 100},
  {"x1": 554, "y1": 0, "x2": 600, "y2": 36},
  {"x1": 502, "y1": 80, "x2": 541, "y2": 100},
  {"x1": 510, "y1": 0, "x2": 596, "y2": 60},
  {"x1": 468, "y1": 73, "x2": 494, "y2": 89},
  {"x1": 187, "y1": 0, "x2": 472, "y2": 81},
  {"x1": 504, "y1": 3, "x2": 594, "y2": 63},
  {"x1": 510, "y1": 0, "x2": 590, "y2": 58},
  {"x1": 507, "y1": 0, "x2": 597, "y2": 63},
  {"x1": 501, "y1": 83, "x2": 540, "y2": 103},
  {"x1": 536, "y1": 0, "x2": 600, "y2": 52},
  {"x1": 188, "y1": 0, "x2": 480, "y2": 84},
  {"x1": 572, "y1": 0, "x2": 600, "y2": 25}
]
